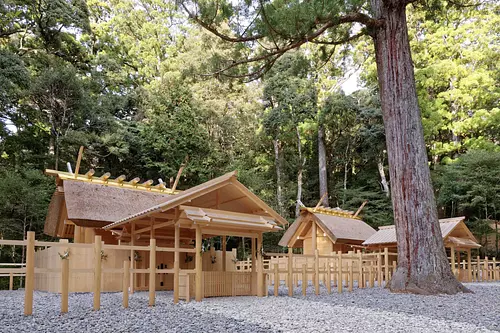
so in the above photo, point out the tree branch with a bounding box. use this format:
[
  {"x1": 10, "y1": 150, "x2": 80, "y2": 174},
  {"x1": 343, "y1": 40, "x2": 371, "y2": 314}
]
[{"x1": 181, "y1": 2, "x2": 264, "y2": 42}]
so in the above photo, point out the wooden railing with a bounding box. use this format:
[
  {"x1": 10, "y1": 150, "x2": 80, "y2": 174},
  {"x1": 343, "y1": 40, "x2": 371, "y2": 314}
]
[
  {"x1": 0, "y1": 232, "x2": 197, "y2": 315},
  {"x1": 203, "y1": 271, "x2": 253, "y2": 297},
  {"x1": 0, "y1": 263, "x2": 26, "y2": 290},
  {"x1": 236, "y1": 249, "x2": 500, "y2": 296}
]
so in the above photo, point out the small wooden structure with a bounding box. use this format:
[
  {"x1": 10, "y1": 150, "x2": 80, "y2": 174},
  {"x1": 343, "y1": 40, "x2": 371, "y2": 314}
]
[
  {"x1": 279, "y1": 207, "x2": 376, "y2": 254},
  {"x1": 362, "y1": 217, "x2": 481, "y2": 280}
]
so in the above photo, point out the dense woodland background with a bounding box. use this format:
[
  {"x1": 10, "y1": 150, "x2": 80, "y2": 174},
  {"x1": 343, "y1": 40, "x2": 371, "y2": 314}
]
[{"x1": 0, "y1": 0, "x2": 498, "y2": 265}]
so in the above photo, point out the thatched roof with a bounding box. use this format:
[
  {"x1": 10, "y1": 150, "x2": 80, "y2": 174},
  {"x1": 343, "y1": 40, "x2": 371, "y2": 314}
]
[
  {"x1": 279, "y1": 208, "x2": 376, "y2": 247},
  {"x1": 104, "y1": 171, "x2": 288, "y2": 230},
  {"x1": 362, "y1": 217, "x2": 481, "y2": 249},
  {"x1": 44, "y1": 180, "x2": 173, "y2": 235}
]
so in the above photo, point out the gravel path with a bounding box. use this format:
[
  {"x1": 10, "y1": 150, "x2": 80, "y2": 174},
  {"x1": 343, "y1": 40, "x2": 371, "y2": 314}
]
[{"x1": 0, "y1": 283, "x2": 498, "y2": 333}]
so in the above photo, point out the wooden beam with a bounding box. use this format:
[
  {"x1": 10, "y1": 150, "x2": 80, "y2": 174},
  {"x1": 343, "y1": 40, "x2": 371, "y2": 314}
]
[
  {"x1": 135, "y1": 220, "x2": 175, "y2": 234},
  {"x1": 195, "y1": 224, "x2": 202, "y2": 302},
  {"x1": 93, "y1": 235, "x2": 102, "y2": 311},
  {"x1": 257, "y1": 233, "x2": 263, "y2": 297},
  {"x1": 314, "y1": 193, "x2": 328, "y2": 211},
  {"x1": 74, "y1": 146, "x2": 84, "y2": 177},
  {"x1": 130, "y1": 222, "x2": 135, "y2": 294},
  {"x1": 149, "y1": 238, "x2": 156, "y2": 306},
  {"x1": 24, "y1": 231, "x2": 35, "y2": 315},
  {"x1": 173, "y1": 222, "x2": 180, "y2": 304},
  {"x1": 222, "y1": 235, "x2": 227, "y2": 272},
  {"x1": 171, "y1": 155, "x2": 188, "y2": 193},
  {"x1": 353, "y1": 200, "x2": 368, "y2": 218}
]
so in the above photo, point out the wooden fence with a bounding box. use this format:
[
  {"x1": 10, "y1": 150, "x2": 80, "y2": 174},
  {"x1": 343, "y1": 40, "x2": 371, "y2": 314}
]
[
  {"x1": 236, "y1": 249, "x2": 500, "y2": 296},
  {"x1": 0, "y1": 233, "x2": 499, "y2": 316}
]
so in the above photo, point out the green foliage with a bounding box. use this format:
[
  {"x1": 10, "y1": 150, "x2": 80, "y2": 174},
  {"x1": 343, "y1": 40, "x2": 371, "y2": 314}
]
[{"x1": 0, "y1": 0, "x2": 497, "y2": 258}]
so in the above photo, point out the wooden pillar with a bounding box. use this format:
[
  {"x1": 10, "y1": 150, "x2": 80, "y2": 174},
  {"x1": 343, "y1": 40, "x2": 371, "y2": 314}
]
[
  {"x1": 195, "y1": 224, "x2": 202, "y2": 302},
  {"x1": 60, "y1": 239, "x2": 69, "y2": 313},
  {"x1": 251, "y1": 237, "x2": 256, "y2": 273},
  {"x1": 484, "y1": 256, "x2": 489, "y2": 281},
  {"x1": 24, "y1": 231, "x2": 35, "y2": 316},
  {"x1": 450, "y1": 245, "x2": 456, "y2": 276},
  {"x1": 384, "y1": 247, "x2": 389, "y2": 284},
  {"x1": 150, "y1": 217, "x2": 155, "y2": 239},
  {"x1": 149, "y1": 238, "x2": 156, "y2": 306},
  {"x1": 256, "y1": 233, "x2": 264, "y2": 297},
  {"x1": 123, "y1": 260, "x2": 130, "y2": 308},
  {"x1": 74, "y1": 225, "x2": 82, "y2": 243},
  {"x1": 311, "y1": 220, "x2": 317, "y2": 254},
  {"x1": 302, "y1": 264, "x2": 307, "y2": 296},
  {"x1": 326, "y1": 262, "x2": 331, "y2": 294},
  {"x1": 358, "y1": 250, "x2": 364, "y2": 289},
  {"x1": 173, "y1": 223, "x2": 180, "y2": 304},
  {"x1": 288, "y1": 247, "x2": 293, "y2": 296},
  {"x1": 85, "y1": 228, "x2": 95, "y2": 244},
  {"x1": 273, "y1": 263, "x2": 279, "y2": 296},
  {"x1": 93, "y1": 235, "x2": 102, "y2": 311},
  {"x1": 9, "y1": 272, "x2": 13, "y2": 291},
  {"x1": 130, "y1": 222, "x2": 135, "y2": 294},
  {"x1": 348, "y1": 252, "x2": 353, "y2": 292},
  {"x1": 377, "y1": 252, "x2": 382, "y2": 286},
  {"x1": 337, "y1": 251, "x2": 342, "y2": 293},
  {"x1": 314, "y1": 249, "x2": 319, "y2": 295},
  {"x1": 222, "y1": 235, "x2": 227, "y2": 272},
  {"x1": 457, "y1": 250, "x2": 461, "y2": 279}
]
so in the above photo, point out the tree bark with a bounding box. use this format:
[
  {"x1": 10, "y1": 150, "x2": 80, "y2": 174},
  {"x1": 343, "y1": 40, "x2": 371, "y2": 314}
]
[
  {"x1": 377, "y1": 159, "x2": 390, "y2": 197},
  {"x1": 295, "y1": 126, "x2": 305, "y2": 217},
  {"x1": 370, "y1": 0, "x2": 467, "y2": 294},
  {"x1": 272, "y1": 138, "x2": 285, "y2": 218},
  {"x1": 318, "y1": 124, "x2": 329, "y2": 207}
]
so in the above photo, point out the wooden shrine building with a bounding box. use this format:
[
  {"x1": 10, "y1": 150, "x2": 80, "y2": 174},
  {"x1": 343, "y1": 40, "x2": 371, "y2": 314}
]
[
  {"x1": 40, "y1": 169, "x2": 286, "y2": 301},
  {"x1": 279, "y1": 207, "x2": 376, "y2": 254},
  {"x1": 362, "y1": 217, "x2": 481, "y2": 279}
]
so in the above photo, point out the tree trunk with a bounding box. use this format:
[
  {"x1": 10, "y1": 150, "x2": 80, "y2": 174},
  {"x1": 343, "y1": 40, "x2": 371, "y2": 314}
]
[
  {"x1": 295, "y1": 126, "x2": 305, "y2": 218},
  {"x1": 370, "y1": 0, "x2": 467, "y2": 294},
  {"x1": 272, "y1": 138, "x2": 285, "y2": 218},
  {"x1": 377, "y1": 159, "x2": 390, "y2": 197},
  {"x1": 318, "y1": 124, "x2": 329, "y2": 207}
]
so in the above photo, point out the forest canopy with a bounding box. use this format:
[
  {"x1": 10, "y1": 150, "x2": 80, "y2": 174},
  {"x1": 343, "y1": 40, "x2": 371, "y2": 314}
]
[{"x1": 0, "y1": 0, "x2": 498, "y2": 260}]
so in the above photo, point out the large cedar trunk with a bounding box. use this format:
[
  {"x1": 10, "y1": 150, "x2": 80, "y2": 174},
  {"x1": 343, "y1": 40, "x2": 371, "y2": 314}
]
[
  {"x1": 370, "y1": 0, "x2": 467, "y2": 294},
  {"x1": 318, "y1": 124, "x2": 329, "y2": 207}
]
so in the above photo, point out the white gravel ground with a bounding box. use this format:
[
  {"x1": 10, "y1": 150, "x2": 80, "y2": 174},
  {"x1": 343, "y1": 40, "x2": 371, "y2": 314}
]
[{"x1": 0, "y1": 283, "x2": 498, "y2": 333}]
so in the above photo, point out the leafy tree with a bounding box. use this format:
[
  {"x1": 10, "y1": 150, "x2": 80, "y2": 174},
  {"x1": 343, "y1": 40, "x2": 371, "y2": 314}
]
[
  {"x1": 436, "y1": 150, "x2": 500, "y2": 256},
  {"x1": 181, "y1": 0, "x2": 467, "y2": 294}
]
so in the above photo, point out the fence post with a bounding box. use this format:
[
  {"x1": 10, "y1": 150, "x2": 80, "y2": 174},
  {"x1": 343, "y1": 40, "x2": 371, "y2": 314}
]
[
  {"x1": 369, "y1": 260, "x2": 374, "y2": 288},
  {"x1": 467, "y1": 250, "x2": 472, "y2": 282},
  {"x1": 256, "y1": 233, "x2": 263, "y2": 297},
  {"x1": 326, "y1": 262, "x2": 331, "y2": 294},
  {"x1": 93, "y1": 235, "x2": 102, "y2": 311},
  {"x1": 348, "y1": 253, "x2": 353, "y2": 292},
  {"x1": 314, "y1": 249, "x2": 319, "y2": 295},
  {"x1": 493, "y1": 258, "x2": 497, "y2": 281},
  {"x1": 302, "y1": 264, "x2": 307, "y2": 296},
  {"x1": 274, "y1": 263, "x2": 279, "y2": 296},
  {"x1": 123, "y1": 260, "x2": 130, "y2": 308},
  {"x1": 384, "y1": 248, "x2": 389, "y2": 284},
  {"x1": 24, "y1": 231, "x2": 35, "y2": 316},
  {"x1": 60, "y1": 239, "x2": 69, "y2": 313},
  {"x1": 377, "y1": 252, "x2": 382, "y2": 286},
  {"x1": 337, "y1": 251, "x2": 342, "y2": 293},
  {"x1": 358, "y1": 251, "x2": 364, "y2": 289},
  {"x1": 149, "y1": 238, "x2": 156, "y2": 306},
  {"x1": 288, "y1": 248, "x2": 293, "y2": 296},
  {"x1": 9, "y1": 272, "x2": 13, "y2": 291}
]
